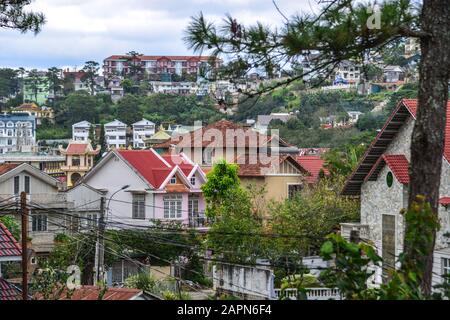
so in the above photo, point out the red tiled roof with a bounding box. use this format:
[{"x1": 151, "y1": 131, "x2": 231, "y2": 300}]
[
  {"x1": 342, "y1": 99, "x2": 450, "y2": 195},
  {"x1": 384, "y1": 154, "x2": 410, "y2": 184},
  {"x1": 161, "y1": 154, "x2": 194, "y2": 176},
  {"x1": 439, "y1": 197, "x2": 450, "y2": 205},
  {"x1": 0, "y1": 164, "x2": 19, "y2": 176},
  {"x1": 402, "y1": 99, "x2": 450, "y2": 161},
  {"x1": 35, "y1": 285, "x2": 142, "y2": 300},
  {"x1": 366, "y1": 154, "x2": 410, "y2": 184},
  {"x1": 62, "y1": 142, "x2": 100, "y2": 155},
  {"x1": 236, "y1": 154, "x2": 306, "y2": 177},
  {"x1": 118, "y1": 150, "x2": 170, "y2": 188},
  {"x1": 296, "y1": 156, "x2": 330, "y2": 183},
  {"x1": 154, "y1": 120, "x2": 272, "y2": 149},
  {"x1": 0, "y1": 223, "x2": 21, "y2": 258},
  {"x1": 0, "y1": 278, "x2": 21, "y2": 300}
]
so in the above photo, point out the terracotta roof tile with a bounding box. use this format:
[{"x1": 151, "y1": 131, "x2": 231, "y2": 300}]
[
  {"x1": 296, "y1": 156, "x2": 330, "y2": 183},
  {"x1": 439, "y1": 197, "x2": 450, "y2": 205},
  {"x1": 342, "y1": 99, "x2": 450, "y2": 195},
  {"x1": 366, "y1": 154, "x2": 410, "y2": 184},
  {"x1": 35, "y1": 285, "x2": 142, "y2": 300},
  {"x1": 0, "y1": 278, "x2": 21, "y2": 300},
  {"x1": 0, "y1": 223, "x2": 21, "y2": 258},
  {"x1": 0, "y1": 164, "x2": 19, "y2": 176}
]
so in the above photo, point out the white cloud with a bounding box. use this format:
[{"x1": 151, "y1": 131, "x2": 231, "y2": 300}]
[{"x1": 0, "y1": 0, "x2": 316, "y2": 69}]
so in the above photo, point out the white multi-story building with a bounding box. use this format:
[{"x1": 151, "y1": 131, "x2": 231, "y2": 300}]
[
  {"x1": 105, "y1": 119, "x2": 127, "y2": 149},
  {"x1": 0, "y1": 114, "x2": 36, "y2": 154},
  {"x1": 334, "y1": 60, "x2": 361, "y2": 84},
  {"x1": 72, "y1": 121, "x2": 91, "y2": 142},
  {"x1": 132, "y1": 119, "x2": 155, "y2": 148}
]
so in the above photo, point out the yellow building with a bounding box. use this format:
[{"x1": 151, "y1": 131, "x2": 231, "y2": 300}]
[
  {"x1": 59, "y1": 140, "x2": 100, "y2": 187},
  {"x1": 11, "y1": 103, "x2": 55, "y2": 125}
]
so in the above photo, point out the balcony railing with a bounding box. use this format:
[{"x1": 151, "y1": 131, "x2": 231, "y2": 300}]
[
  {"x1": 188, "y1": 214, "x2": 211, "y2": 229},
  {"x1": 273, "y1": 288, "x2": 342, "y2": 300},
  {"x1": 340, "y1": 223, "x2": 370, "y2": 241}
]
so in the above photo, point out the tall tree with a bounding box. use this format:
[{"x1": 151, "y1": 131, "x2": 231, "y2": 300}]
[
  {"x1": 0, "y1": 0, "x2": 45, "y2": 33},
  {"x1": 46, "y1": 67, "x2": 62, "y2": 98},
  {"x1": 185, "y1": 0, "x2": 450, "y2": 295},
  {"x1": 116, "y1": 94, "x2": 143, "y2": 125},
  {"x1": 81, "y1": 61, "x2": 99, "y2": 95},
  {"x1": 124, "y1": 51, "x2": 144, "y2": 82},
  {"x1": 25, "y1": 69, "x2": 47, "y2": 104}
]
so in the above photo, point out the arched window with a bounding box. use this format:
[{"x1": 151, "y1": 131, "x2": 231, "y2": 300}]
[{"x1": 0, "y1": 121, "x2": 4, "y2": 127}]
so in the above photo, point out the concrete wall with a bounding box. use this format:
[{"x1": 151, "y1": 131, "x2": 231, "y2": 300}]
[{"x1": 213, "y1": 263, "x2": 274, "y2": 299}]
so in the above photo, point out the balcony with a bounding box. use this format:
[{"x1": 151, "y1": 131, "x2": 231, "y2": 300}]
[
  {"x1": 188, "y1": 214, "x2": 211, "y2": 230},
  {"x1": 60, "y1": 165, "x2": 91, "y2": 172},
  {"x1": 340, "y1": 223, "x2": 370, "y2": 241}
]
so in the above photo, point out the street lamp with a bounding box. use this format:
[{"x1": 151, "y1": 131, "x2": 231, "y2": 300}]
[{"x1": 106, "y1": 184, "x2": 130, "y2": 221}]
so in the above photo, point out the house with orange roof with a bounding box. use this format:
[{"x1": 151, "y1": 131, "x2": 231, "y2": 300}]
[
  {"x1": 78, "y1": 149, "x2": 208, "y2": 228},
  {"x1": 153, "y1": 119, "x2": 299, "y2": 170},
  {"x1": 341, "y1": 99, "x2": 450, "y2": 288},
  {"x1": 11, "y1": 103, "x2": 54, "y2": 126}
]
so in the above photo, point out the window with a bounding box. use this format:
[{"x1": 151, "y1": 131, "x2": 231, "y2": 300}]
[
  {"x1": 442, "y1": 258, "x2": 450, "y2": 282},
  {"x1": 14, "y1": 176, "x2": 20, "y2": 195},
  {"x1": 72, "y1": 156, "x2": 80, "y2": 166},
  {"x1": 132, "y1": 194, "x2": 145, "y2": 219},
  {"x1": 188, "y1": 195, "x2": 199, "y2": 217},
  {"x1": 163, "y1": 195, "x2": 182, "y2": 219},
  {"x1": 32, "y1": 214, "x2": 48, "y2": 232},
  {"x1": 7, "y1": 130, "x2": 12, "y2": 137},
  {"x1": 7, "y1": 139, "x2": 12, "y2": 145},
  {"x1": 190, "y1": 176, "x2": 196, "y2": 186},
  {"x1": 86, "y1": 213, "x2": 98, "y2": 228},
  {"x1": 170, "y1": 176, "x2": 177, "y2": 184},
  {"x1": 24, "y1": 176, "x2": 30, "y2": 194},
  {"x1": 386, "y1": 171, "x2": 394, "y2": 188},
  {"x1": 203, "y1": 148, "x2": 213, "y2": 165},
  {"x1": 288, "y1": 184, "x2": 303, "y2": 199}
]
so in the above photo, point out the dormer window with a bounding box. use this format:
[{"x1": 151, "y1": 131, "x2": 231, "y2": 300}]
[
  {"x1": 7, "y1": 121, "x2": 13, "y2": 127},
  {"x1": 170, "y1": 176, "x2": 177, "y2": 184},
  {"x1": 190, "y1": 176, "x2": 196, "y2": 186}
]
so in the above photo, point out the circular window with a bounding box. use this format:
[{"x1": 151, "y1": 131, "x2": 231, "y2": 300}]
[{"x1": 386, "y1": 171, "x2": 393, "y2": 188}]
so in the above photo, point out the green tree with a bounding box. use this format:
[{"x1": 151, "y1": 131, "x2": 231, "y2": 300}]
[
  {"x1": 124, "y1": 51, "x2": 144, "y2": 81},
  {"x1": 116, "y1": 94, "x2": 143, "y2": 125},
  {"x1": 0, "y1": 0, "x2": 45, "y2": 33},
  {"x1": 81, "y1": 61, "x2": 99, "y2": 95},
  {"x1": 185, "y1": 1, "x2": 450, "y2": 293},
  {"x1": 201, "y1": 160, "x2": 265, "y2": 263},
  {"x1": 25, "y1": 69, "x2": 48, "y2": 104},
  {"x1": 88, "y1": 124, "x2": 96, "y2": 144},
  {"x1": 46, "y1": 67, "x2": 62, "y2": 98},
  {"x1": 121, "y1": 78, "x2": 133, "y2": 94},
  {"x1": 0, "y1": 215, "x2": 20, "y2": 240}
]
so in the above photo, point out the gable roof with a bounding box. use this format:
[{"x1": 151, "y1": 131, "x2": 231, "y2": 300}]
[
  {"x1": 366, "y1": 154, "x2": 410, "y2": 184},
  {"x1": 236, "y1": 154, "x2": 306, "y2": 177},
  {"x1": 0, "y1": 163, "x2": 60, "y2": 188},
  {"x1": 154, "y1": 119, "x2": 292, "y2": 150},
  {"x1": 105, "y1": 119, "x2": 126, "y2": 127},
  {"x1": 296, "y1": 156, "x2": 330, "y2": 183},
  {"x1": 0, "y1": 278, "x2": 22, "y2": 300},
  {"x1": 0, "y1": 223, "x2": 21, "y2": 259},
  {"x1": 60, "y1": 141, "x2": 100, "y2": 155},
  {"x1": 132, "y1": 118, "x2": 155, "y2": 126},
  {"x1": 72, "y1": 120, "x2": 91, "y2": 128},
  {"x1": 342, "y1": 99, "x2": 450, "y2": 195}
]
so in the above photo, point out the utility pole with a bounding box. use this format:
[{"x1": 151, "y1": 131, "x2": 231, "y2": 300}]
[
  {"x1": 94, "y1": 196, "x2": 106, "y2": 284},
  {"x1": 20, "y1": 191, "x2": 28, "y2": 300}
]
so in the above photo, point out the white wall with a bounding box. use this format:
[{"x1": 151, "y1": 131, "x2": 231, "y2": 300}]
[{"x1": 82, "y1": 154, "x2": 155, "y2": 227}]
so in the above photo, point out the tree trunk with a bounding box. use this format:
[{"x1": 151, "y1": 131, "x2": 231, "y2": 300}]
[{"x1": 406, "y1": 0, "x2": 450, "y2": 295}]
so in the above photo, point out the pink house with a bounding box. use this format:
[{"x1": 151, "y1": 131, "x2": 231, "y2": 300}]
[{"x1": 78, "y1": 149, "x2": 208, "y2": 228}]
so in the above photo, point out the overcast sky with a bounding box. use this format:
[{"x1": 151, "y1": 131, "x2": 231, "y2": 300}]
[{"x1": 0, "y1": 0, "x2": 317, "y2": 71}]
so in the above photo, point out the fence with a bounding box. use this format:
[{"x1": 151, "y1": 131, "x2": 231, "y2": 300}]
[{"x1": 273, "y1": 287, "x2": 342, "y2": 300}]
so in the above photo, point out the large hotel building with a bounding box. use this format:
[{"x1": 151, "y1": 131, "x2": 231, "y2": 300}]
[{"x1": 103, "y1": 55, "x2": 221, "y2": 77}]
